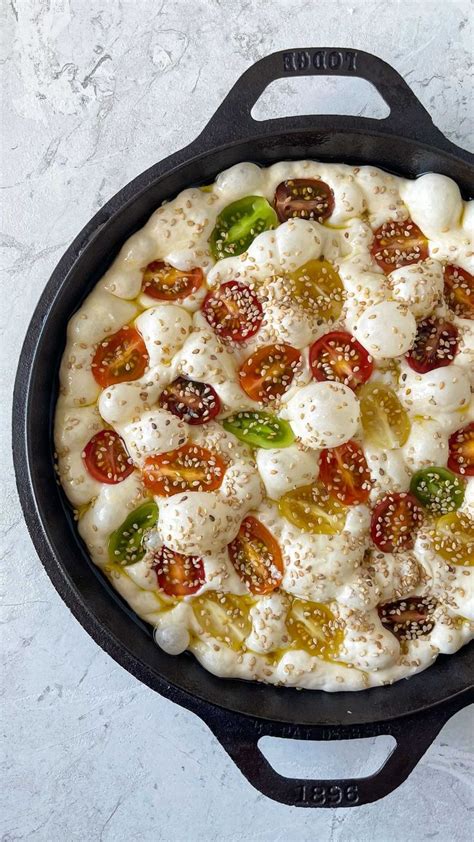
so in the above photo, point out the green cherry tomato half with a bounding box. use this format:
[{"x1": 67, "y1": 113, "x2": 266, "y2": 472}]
[
  {"x1": 409, "y1": 466, "x2": 465, "y2": 515},
  {"x1": 223, "y1": 411, "x2": 295, "y2": 449},
  {"x1": 108, "y1": 500, "x2": 158, "y2": 565},
  {"x1": 209, "y1": 196, "x2": 278, "y2": 260}
]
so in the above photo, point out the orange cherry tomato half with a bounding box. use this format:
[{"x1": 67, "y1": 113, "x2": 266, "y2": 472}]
[
  {"x1": 274, "y1": 179, "x2": 335, "y2": 223},
  {"x1": 309, "y1": 331, "x2": 373, "y2": 389},
  {"x1": 142, "y1": 443, "x2": 226, "y2": 496},
  {"x1": 371, "y1": 492, "x2": 424, "y2": 553},
  {"x1": 448, "y1": 422, "x2": 474, "y2": 477},
  {"x1": 443, "y1": 264, "x2": 474, "y2": 319},
  {"x1": 158, "y1": 377, "x2": 221, "y2": 425},
  {"x1": 92, "y1": 326, "x2": 149, "y2": 388},
  {"x1": 142, "y1": 260, "x2": 203, "y2": 301},
  {"x1": 406, "y1": 318, "x2": 459, "y2": 374},
  {"x1": 371, "y1": 218, "x2": 428, "y2": 274},
  {"x1": 202, "y1": 281, "x2": 263, "y2": 342},
  {"x1": 239, "y1": 343, "x2": 302, "y2": 404},
  {"x1": 319, "y1": 440, "x2": 372, "y2": 506},
  {"x1": 153, "y1": 546, "x2": 205, "y2": 596},
  {"x1": 82, "y1": 429, "x2": 134, "y2": 484},
  {"x1": 228, "y1": 516, "x2": 284, "y2": 595}
]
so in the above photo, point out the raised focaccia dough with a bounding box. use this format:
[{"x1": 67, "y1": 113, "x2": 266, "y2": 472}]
[{"x1": 55, "y1": 161, "x2": 474, "y2": 691}]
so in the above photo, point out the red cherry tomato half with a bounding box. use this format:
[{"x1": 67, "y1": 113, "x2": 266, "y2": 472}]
[
  {"x1": 448, "y1": 423, "x2": 474, "y2": 477},
  {"x1": 92, "y1": 326, "x2": 149, "y2": 388},
  {"x1": 443, "y1": 264, "x2": 474, "y2": 319},
  {"x1": 319, "y1": 440, "x2": 372, "y2": 506},
  {"x1": 309, "y1": 331, "x2": 373, "y2": 390},
  {"x1": 202, "y1": 281, "x2": 263, "y2": 342},
  {"x1": 406, "y1": 318, "x2": 459, "y2": 373},
  {"x1": 371, "y1": 218, "x2": 428, "y2": 274},
  {"x1": 142, "y1": 443, "x2": 226, "y2": 496},
  {"x1": 158, "y1": 377, "x2": 221, "y2": 425},
  {"x1": 371, "y1": 492, "x2": 424, "y2": 553},
  {"x1": 153, "y1": 546, "x2": 205, "y2": 596},
  {"x1": 82, "y1": 430, "x2": 134, "y2": 484},
  {"x1": 239, "y1": 343, "x2": 302, "y2": 404},
  {"x1": 142, "y1": 261, "x2": 203, "y2": 301},
  {"x1": 228, "y1": 516, "x2": 284, "y2": 595},
  {"x1": 274, "y1": 179, "x2": 335, "y2": 223}
]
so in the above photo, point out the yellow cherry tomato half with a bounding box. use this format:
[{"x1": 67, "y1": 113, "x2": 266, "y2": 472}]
[
  {"x1": 287, "y1": 599, "x2": 343, "y2": 659},
  {"x1": 192, "y1": 592, "x2": 253, "y2": 651},
  {"x1": 432, "y1": 512, "x2": 474, "y2": 566},
  {"x1": 278, "y1": 481, "x2": 347, "y2": 535},
  {"x1": 287, "y1": 259, "x2": 345, "y2": 321},
  {"x1": 359, "y1": 382, "x2": 411, "y2": 449}
]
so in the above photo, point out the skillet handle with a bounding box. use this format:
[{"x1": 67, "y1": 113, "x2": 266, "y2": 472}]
[
  {"x1": 205, "y1": 694, "x2": 471, "y2": 808},
  {"x1": 197, "y1": 47, "x2": 464, "y2": 155}
]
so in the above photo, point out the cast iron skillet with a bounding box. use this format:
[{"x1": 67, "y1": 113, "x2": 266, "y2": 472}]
[{"x1": 13, "y1": 47, "x2": 474, "y2": 808}]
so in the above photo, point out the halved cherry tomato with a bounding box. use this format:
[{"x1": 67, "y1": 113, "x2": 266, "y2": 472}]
[
  {"x1": 370, "y1": 492, "x2": 424, "y2": 553},
  {"x1": 142, "y1": 261, "x2": 203, "y2": 301},
  {"x1": 432, "y1": 511, "x2": 474, "y2": 566},
  {"x1": 406, "y1": 318, "x2": 459, "y2": 373},
  {"x1": 287, "y1": 599, "x2": 343, "y2": 659},
  {"x1": 228, "y1": 516, "x2": 284, "y2": 595},
  {"x1": 410, "y1": 466, "x2": 465, "y2": 515},
  {"x1": 359, "y1": 382, "x2": 411, "y2": 449},
  {"x1": 274, "y1": 179, "x2": 335, "y2": 223},
  {"x1": 158, "y1": 377, "x2": 221, "y2": 425},
  {"x1": 142, "y1": 444, "x2": 226, "y2": 496},
  {"x1": 209, "y1": 196, "x2": 278, "y2": 260},
  {"x1": 378, "y1": 597, "x2": 436, "y2": 640},
  {"x1": 309, "y1": 331, "x2": 373, "y2": 389},
  {"x1": 82, "y1": 430, "x2": 134, "y2": 484},
  {"x1": 371, "y1": 218, "x2": 428, "y2": 273},
  {"x1": 278, "y1": 482, "x2": 347, "y2": 535},
  {"x1": 108, "y1": 500, "x2": 158, "y2": 565},
  {"x1": 239, "y1": 343, "x2": 301, "y2": 404},
  {"x1": 444, "y1": 264, "x2": 474, "y2": 319},
  {"x1": 202, "y1": 281, "x2": 263, "y2": 342},
  {"x1": 92, "y1": 326, "x2": 149, "y2": 388},
  {"x1": 192, "y1": 592, "x2": 253, "y2": 650},
  {"x1": 153, "y1": 546, "x2": 205, "y2": 596},
  {"x1": 319, "y1": 440, "x2": 372, "y2": 506},
  {"x1": 223, "y1": 410, "x2": 294, "y2": 449},
  {"x1": 288, "y1": 259, "x2": 345, "y2": 321},
  {"x1": 448, "y1": 423, "x2": 474, "y2": 476}
]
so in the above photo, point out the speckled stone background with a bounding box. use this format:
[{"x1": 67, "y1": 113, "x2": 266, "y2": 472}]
[{"x1": 2, "y1": 1, "x2": 473, "y2": 839}]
